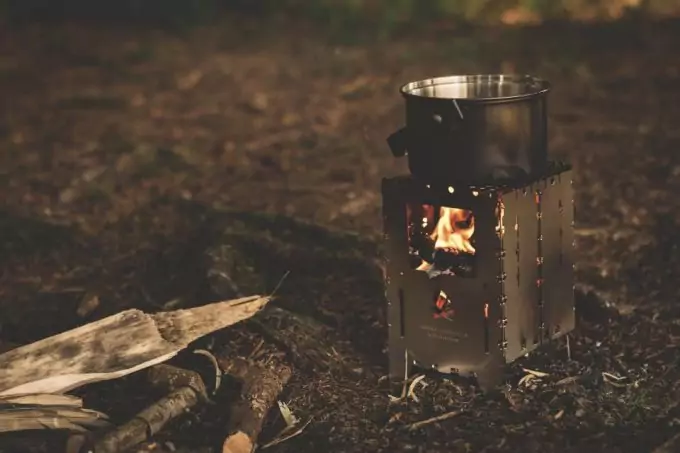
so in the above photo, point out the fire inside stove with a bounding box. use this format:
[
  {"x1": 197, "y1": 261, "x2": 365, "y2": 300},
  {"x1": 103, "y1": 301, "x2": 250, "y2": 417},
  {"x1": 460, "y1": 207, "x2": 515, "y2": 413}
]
[{"x1": 407, "y1": 203, "x2": 477, "y2": 279}]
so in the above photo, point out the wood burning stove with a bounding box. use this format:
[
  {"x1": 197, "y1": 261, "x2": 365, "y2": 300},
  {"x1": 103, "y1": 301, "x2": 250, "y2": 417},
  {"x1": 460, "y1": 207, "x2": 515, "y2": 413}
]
[{"x1": 383, "y1": 75, "x2": 575, "y2": 389}]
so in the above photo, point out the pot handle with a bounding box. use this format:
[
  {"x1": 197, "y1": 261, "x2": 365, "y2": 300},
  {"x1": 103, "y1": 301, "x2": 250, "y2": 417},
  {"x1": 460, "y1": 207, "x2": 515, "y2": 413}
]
[{"x1": 387, "y1": 127, "x2": 408, "y2": 157}]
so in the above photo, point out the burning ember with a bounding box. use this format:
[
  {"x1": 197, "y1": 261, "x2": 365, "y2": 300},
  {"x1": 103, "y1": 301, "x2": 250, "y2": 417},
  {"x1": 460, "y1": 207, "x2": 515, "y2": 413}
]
[{"x1": 408, "y1": 204, "x2": 476, "y2": 278}]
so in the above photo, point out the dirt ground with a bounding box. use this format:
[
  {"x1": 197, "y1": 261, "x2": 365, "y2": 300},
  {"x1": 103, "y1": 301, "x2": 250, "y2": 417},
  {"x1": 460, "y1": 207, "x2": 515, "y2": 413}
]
[{"x1": 2, "y1": 14, "x2": 680, "y2": 453}]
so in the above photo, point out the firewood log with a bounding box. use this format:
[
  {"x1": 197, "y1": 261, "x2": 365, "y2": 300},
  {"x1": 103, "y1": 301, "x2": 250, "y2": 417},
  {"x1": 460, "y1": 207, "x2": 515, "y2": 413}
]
[{"x1": 219, "y1": 357, "x2": 292, "y2": 453}]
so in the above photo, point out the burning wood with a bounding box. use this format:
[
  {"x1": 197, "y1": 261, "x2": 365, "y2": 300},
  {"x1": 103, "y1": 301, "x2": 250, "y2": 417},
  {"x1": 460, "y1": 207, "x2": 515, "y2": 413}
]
[
  {"x1": 431, "y1": 207, "x2": 476, "y2": 253},
  {"x1": 410, "y1": 204, "x2": 477, "y2": 278}
]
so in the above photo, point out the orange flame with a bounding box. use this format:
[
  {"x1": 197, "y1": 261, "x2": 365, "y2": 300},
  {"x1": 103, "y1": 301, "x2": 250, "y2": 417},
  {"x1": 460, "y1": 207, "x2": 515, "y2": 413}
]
[
  {"x1": 417, "y1": 207, "x2": 475, "y2": 271},
  {"x1": 432, "y1": 207, "x2": 476, "y2": 253}
]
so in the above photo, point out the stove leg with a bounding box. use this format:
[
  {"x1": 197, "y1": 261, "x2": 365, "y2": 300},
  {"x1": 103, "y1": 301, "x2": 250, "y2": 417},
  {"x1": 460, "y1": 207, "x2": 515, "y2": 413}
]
[{"x1": 389, "y1": 346, "x2": 412, "y2": 382}]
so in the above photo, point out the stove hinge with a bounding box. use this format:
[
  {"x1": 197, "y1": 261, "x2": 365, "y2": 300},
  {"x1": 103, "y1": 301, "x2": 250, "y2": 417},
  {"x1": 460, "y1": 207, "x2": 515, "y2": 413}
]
[
  {"x1": 536, "y1": 188, "x2": 545, "y2": 343},
  {"x1": 496, "y1": 194, "x2": 508, "y2": 356}
]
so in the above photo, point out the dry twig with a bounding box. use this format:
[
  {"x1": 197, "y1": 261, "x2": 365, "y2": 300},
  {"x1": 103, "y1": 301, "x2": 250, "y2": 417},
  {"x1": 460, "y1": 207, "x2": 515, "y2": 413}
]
[
  {"x1": 260, "y1": 417, "x2": 313, "y2": 449},
  {"x1": 407, "y1": 375, "x2": 427, "y2": 403},
  {"x1": 407, "y1": 410, "x2": 464, "y2": 431}
]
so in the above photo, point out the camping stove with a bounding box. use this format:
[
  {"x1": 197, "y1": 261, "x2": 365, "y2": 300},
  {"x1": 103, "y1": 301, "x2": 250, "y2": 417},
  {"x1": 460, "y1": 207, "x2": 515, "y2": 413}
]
[{"x1": 383, "y1": 75, "x2": 575, "y2": 389}]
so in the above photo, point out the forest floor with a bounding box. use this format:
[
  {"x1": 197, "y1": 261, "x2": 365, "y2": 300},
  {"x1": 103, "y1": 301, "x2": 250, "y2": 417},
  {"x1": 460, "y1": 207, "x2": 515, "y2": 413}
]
[{"x1": 2, "y1": 14, "x2": 680, "y2": 453}]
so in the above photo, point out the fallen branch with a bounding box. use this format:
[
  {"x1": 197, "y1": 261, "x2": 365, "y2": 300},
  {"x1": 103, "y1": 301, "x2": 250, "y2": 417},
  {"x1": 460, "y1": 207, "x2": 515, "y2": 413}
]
[
  {"x1": 93, "y1": 364, "x2": 209, "y2": 453},
  {"x1": 0, "y1": 295, "x2": 270, "y2": 396},
  {"x1": 407, "y1": 410, "x2": 464, "y2": 431},
  {"x1": 93, "y1": 385, "x2": 202, "y2": 453},
  {"x1": 101, "y1": 362, "x2": 222, "y2": 453},
  {"x1": 218, "y1": 356, "x2": 292, "y2": 453}
]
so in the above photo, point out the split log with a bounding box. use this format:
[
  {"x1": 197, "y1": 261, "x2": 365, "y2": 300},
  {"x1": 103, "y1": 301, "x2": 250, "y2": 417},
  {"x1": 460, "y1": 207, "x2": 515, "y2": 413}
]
[
  {"x1": 92, "y1": 364, "x2": 209, "y2": 453},
  {"x1": 0, "y1": 393, "x2": 110, "y2": 434},
  {"x1": 0, "y1": 295, "x2": 270, "y2": 396},
  {"x1": 0, "y1": 406, "x2": 109, "y2": 434},
  {"x1": 218, "y1": 356, "x2": 292, "y2": 453}
]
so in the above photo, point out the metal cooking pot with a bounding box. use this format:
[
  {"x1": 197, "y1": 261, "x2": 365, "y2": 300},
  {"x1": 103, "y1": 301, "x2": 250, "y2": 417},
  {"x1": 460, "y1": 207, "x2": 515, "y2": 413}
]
[{"x1": 387, "y1": 74, "x2": 550, "y2": 184}]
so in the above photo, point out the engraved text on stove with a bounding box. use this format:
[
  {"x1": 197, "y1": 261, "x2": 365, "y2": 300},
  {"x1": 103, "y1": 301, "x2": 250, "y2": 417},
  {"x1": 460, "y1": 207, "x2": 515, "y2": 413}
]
[{"x1": 418, "y1": 324, "x2": 468, "y2": 343}]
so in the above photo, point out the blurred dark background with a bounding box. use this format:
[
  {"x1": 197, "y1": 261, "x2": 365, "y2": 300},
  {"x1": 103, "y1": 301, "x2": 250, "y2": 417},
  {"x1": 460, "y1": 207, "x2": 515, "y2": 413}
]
[{"x1": 1, "y1": 0, "x2": 679, "y2": 31}]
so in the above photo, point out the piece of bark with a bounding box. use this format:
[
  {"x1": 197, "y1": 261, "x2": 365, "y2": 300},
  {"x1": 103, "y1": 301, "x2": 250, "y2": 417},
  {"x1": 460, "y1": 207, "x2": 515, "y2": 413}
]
[
  {"x1": 0, "y1": 403, "x2": 110, "y2": 434},
  {"x1": 218, "y1": 357, "x2": 292, "y2": 453},
  {"x1": 0, "y1": 393, "x2": 109, "y2": 435},
  {"x1": 0, "y1": 295, "x2": 270, "y2": 396},
  {"x1": 93, "y1": 385, "x2": 203, "y2": 453},
  {"x1": 0, "y1": 393, "x2": 83, "y2": 408}
]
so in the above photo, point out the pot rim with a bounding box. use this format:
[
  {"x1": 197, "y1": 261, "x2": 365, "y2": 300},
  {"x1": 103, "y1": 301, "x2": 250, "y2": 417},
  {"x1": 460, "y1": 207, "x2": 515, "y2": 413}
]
[{"x1": 399, "y1": 74, "x2": 551, "y2": 103}]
